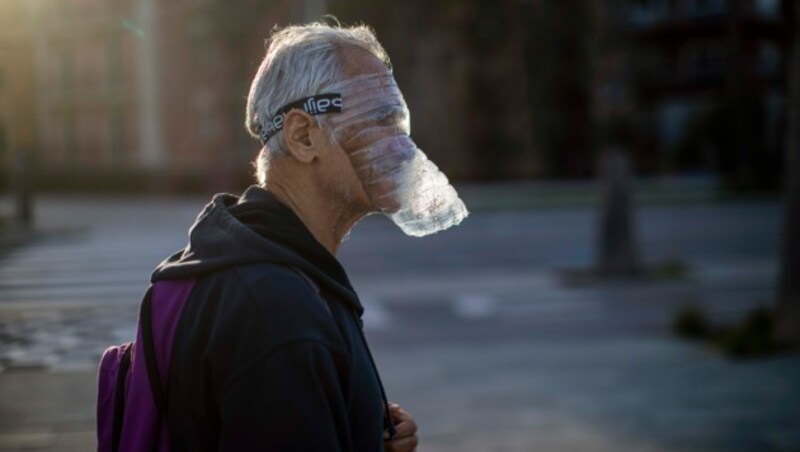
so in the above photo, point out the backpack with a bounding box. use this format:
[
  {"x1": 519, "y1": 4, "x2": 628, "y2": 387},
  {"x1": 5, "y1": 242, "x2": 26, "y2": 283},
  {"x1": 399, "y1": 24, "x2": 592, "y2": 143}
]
[
  {"x1": 95, "y1": 267, "x2": 324, "y2": 451},
  {"x1": 96, "y1": 279, "x2": 197, "y2": 452}
]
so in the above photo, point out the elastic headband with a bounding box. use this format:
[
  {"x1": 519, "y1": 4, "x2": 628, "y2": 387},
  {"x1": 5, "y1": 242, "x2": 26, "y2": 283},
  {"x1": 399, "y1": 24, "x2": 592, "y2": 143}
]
[{"x1": 258, "y1": 93, "x2": 343, "y2": 144}]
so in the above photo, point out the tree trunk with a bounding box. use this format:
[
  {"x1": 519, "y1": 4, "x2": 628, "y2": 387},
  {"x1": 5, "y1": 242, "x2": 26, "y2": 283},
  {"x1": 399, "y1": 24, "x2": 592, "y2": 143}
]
[{"x1": 777, "y1": 0, "x2": 800, "y2": 346}]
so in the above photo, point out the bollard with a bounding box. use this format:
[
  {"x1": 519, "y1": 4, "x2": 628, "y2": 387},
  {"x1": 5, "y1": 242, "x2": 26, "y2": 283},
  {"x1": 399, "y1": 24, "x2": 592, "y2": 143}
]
[
  {"x1": 597, "y1": 147, "x2": 639, "y2": 277},
  {"x1": 13, "y1": 151, "x2": 33, "y2": 229}
]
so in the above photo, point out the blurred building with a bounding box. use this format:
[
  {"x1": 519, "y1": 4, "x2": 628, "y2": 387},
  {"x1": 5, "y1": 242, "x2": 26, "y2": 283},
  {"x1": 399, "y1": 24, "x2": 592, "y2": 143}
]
[
  {"x1": 628, "y1": 0, "x2": 789, "y2": 186},
  {"x1": 156, "y1": 0, "x2": 295, "y2": 190},
  {"x1": 27, "y1": 0, "x2": 142, "y2": 184},
  {"x1": 0, "y1": 0, "x2": 791, "y2": 190},
  {"x1": 330, "y1": 0, "x2": 548, "y2": 180},
  {"x1": 338, "y1": 0, "x2": 791, "y2": 183},
  {"x1": 2, "y1": 0, "x2": 555, "y2": 188},
  {"x1": 0, "y1": 0, "x2": 328, "y2": 192},
  {"x1": 0, "y1": 0, "x2": 38, "y2": 183}
]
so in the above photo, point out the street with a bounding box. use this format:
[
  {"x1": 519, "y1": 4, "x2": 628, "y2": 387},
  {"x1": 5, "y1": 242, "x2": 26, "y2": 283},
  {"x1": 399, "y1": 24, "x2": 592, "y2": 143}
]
[{"x1": 0, "y1": 193, "x2": 797, "y2": 451}]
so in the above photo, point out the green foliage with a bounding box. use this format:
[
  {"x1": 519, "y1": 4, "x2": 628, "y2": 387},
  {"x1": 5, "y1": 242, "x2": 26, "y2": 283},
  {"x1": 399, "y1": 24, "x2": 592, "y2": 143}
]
[
  {"x1": 651, "y1": 259, "x2": 690, "y2": 281},
  {"x1": 673, "y1": 304, "x2": 792, "y2": 359},
  {"x1": 673, "y1": 304, "x2": 711, "y2": 339},
  {"x1": 712, "y1": 307, "x2": 785, "y2": 359}
]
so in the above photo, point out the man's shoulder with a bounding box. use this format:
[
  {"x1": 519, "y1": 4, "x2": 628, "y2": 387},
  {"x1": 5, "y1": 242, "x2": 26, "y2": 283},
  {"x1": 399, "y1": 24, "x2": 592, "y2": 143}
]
[
  {"x1": 231, "y1": 262, "x2": 319, "y2": 307},
  {"x1": 193, "y1": 262, "x2": 340, "y2": 347},
  {"x1": 169, "y1": 263, "x2": 349, "y2": 409},
  {"x1": 196, "y1": 262, "x2": 317, "y2": 308}
]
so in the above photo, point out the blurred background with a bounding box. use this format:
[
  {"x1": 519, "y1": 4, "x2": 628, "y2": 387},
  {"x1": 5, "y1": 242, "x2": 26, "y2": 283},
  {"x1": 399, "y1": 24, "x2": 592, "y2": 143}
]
[
  {"x1": 0, "y1": 0, "x2": 793, "y2": 190},
  {"x1": 0, "y1": 0, "x2": 799, "y2": 451}
]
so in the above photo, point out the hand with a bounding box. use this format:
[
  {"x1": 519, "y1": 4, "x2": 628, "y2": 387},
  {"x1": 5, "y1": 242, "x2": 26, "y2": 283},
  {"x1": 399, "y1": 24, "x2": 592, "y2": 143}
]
[{"x1": 383, "y1": 403, "x2": 418, "y2": 452}]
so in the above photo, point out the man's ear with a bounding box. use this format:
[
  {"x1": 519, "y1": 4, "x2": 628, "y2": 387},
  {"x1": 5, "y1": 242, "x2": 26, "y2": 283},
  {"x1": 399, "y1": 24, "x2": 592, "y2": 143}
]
[{"x1": 283, "y1": 109, "x2": 319, "y2": 164}]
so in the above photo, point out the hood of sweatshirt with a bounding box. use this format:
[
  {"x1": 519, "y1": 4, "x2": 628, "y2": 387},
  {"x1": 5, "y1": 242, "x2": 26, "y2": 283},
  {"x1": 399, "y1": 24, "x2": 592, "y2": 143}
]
[{"x1": 151, "y1": 185, "x2": 364, "y2": 316}]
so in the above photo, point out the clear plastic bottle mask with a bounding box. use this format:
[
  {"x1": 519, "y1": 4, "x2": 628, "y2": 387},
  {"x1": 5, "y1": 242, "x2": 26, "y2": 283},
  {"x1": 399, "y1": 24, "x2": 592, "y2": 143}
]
[{"x1": 323, "y1": 72, "x2": 468, "y2": 237}]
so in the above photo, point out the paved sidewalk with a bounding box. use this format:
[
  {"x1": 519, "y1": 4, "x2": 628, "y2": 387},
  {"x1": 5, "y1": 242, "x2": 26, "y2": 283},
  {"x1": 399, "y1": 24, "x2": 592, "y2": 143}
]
[
  {"x1": 2, "y1": 336, "x2": 798, "y2": 452},
  {"x1": 0, "y1": 193, "x2": 797, "y2": 451},
  {"x1": 0, "y1": 371, "x2": 95, "y2": 452}
]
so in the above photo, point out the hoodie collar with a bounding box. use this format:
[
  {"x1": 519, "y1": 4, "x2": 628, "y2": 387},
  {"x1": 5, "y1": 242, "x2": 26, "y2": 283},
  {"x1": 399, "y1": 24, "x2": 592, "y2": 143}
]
[{"x1": 151, "y1": 185, "x2": 363, "y2": 316}]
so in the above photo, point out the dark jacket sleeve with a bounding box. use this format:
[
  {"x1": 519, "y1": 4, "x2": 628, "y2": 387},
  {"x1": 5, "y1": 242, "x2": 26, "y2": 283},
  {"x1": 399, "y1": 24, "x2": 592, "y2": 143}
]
[{"x1": 217, "y1": 339, "x2": 353, "y2": 451}]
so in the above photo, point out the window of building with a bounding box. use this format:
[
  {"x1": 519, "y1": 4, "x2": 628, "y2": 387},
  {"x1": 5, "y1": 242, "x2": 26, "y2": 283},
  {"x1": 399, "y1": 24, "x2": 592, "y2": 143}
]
[
  {"x1": 758, "y1": 41, "x2": 781, "y2": 77},
  {"x1": 680, "y1": 41, "x2": 729, "y2": 80},
  {"x1": 658, "y1": 99, "x2": 701, "y2": 151},
  {"x1": 194, "y1": 92, "x2": 218, "y2": 142},
  {"x1": 74, "y1": 40, "x2": 106, "y2": 90},
  {"x1": 61, "y1": 45, "x2": 75, "y2": 94},
  {"x1": 107, "y1": 33, "x2": 123, "y2": 84},
  {"x1": 682, "y1": 0, "x2": 728, "y2": 18},
  {"x1": 630, "y1": 0, "x2": 670, "y2": 26},
  {"x1": 0, "y1": 119, "x2": 7, "y2": 166},
  {"x1": 754, "y1": 0, "x2": 780, "y2": 18},
  {"x1": 64, "y1": 113, "x2": 77, "y2": 165},
  {"x1": 44, "y1": 114, "x2": 65, "y2": 165},
  {"x1": 110, "y1": 109, "x2": 125, "y2": 163}
]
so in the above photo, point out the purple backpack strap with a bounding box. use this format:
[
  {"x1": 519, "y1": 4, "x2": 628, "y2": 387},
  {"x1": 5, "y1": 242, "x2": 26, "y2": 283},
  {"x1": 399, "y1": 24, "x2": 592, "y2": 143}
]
[
  {"x1": 97, "y1": 342, "x2": 134, "y2": 452},
  {"x1": 116, "y1": 279, "x2": 197, "y2": 452}
]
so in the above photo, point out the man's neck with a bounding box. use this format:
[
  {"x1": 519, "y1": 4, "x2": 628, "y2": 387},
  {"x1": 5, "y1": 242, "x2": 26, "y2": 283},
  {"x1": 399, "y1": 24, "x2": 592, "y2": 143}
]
[{"x1": 265, "y1": 181, "x2": 365, "y2": 256}]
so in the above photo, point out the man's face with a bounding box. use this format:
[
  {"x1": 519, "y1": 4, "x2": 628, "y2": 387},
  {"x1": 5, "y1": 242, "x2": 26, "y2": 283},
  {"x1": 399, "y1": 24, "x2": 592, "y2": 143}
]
[
  {"x1": 335, "y1": 104, "x2": 411, "y2": 150},
  {"x1": 320, "y1": 47, "x2": 414, "y2": 214},
  {"x1": 314, "y1": 47, "x2": 468, "y2": 236},
  {"x1": 332, "y1": 103, "x2": 414, "y2": 213},
  {"x1": 311, "y1": 120, "x2": 375, "y2": 215}
]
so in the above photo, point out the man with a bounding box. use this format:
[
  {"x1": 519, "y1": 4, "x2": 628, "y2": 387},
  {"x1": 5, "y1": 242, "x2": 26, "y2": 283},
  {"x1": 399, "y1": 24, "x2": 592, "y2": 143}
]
[{"x1": 153, "y1": 23, "x2": 468, "y2": 451}]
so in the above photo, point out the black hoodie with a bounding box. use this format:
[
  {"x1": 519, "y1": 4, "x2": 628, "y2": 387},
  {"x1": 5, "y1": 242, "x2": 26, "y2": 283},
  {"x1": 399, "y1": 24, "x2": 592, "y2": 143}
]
[{"x1": 152, "y1": 185, "x2": 393, "y2": 451}]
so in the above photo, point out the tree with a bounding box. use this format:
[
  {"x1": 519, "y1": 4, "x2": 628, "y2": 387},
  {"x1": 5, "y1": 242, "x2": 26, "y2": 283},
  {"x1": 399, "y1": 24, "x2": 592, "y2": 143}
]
[
  {"x1": 524, "y1": 0, "x2": 595, "y2": 178},
  {"x1": 777, "y1": 0, "x2": 800, "y2": 346}
]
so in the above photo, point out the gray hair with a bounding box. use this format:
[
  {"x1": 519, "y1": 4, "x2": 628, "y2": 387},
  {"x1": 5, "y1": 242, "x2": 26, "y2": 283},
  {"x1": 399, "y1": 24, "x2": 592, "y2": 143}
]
[{"x1": 246, "y1": 22, "x2": 390, "y2": 186}]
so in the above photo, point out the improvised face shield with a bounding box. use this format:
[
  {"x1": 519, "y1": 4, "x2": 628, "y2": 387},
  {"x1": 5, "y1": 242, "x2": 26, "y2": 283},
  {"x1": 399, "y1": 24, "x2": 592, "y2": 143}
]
[{"x1": 259, "y1": 71, "x2": 468, "y2": 237}]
